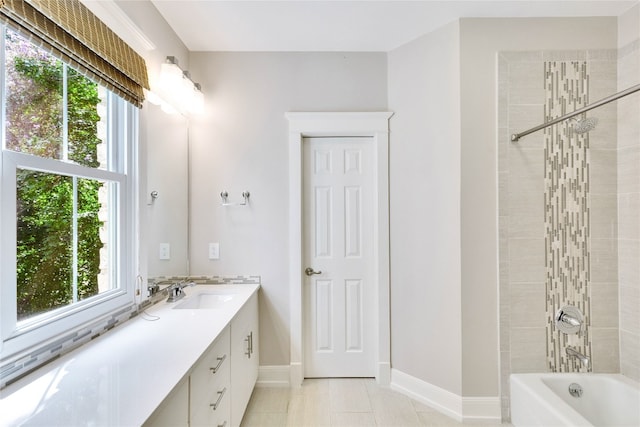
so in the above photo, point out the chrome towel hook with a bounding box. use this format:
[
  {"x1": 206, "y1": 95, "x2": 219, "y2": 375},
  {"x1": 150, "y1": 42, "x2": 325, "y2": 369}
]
[
  {"x1": 220, "y1": 191, "x2": 250, "y2": 206},
  {"x1": 147, "y1": 190, "x2": 159, "y2": 206}
]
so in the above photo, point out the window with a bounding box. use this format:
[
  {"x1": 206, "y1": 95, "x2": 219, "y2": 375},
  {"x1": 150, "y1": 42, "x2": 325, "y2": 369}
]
[{"x1": 0, "y1": 27, "x2": 137, "y2": 358}]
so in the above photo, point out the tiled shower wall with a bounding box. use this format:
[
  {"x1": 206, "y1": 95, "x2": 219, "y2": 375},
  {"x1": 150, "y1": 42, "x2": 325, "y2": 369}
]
[
  {"x1": 618, "y1": 37, "x2": 640, "y2": 382},
  {"x1": 498, "y1": 50, "x2": 619, "y2": 420}
]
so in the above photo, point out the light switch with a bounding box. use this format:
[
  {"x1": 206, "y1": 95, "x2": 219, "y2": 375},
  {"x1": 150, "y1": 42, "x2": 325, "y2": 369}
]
[
  {"x1": 159, "y1": 243, "x2": 170, "y2": 260},
  {"x1": 208, "y1": 242, "x2": 220, "y2": 260}
]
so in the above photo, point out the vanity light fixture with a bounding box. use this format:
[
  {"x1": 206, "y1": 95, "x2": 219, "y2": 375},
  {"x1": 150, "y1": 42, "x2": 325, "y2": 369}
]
[
  {"x1": 146, "y1": 90, "x2": 178, "y2": 115},
  {"x1": 149, "y1": 56, "x2": 204, "y2": 115},
  {"x1": 190, "y1": 83, "x2": 204, "y2": 114},
  {"x1": 160, "y1": 56, "x2": 184, "y2": 91}
]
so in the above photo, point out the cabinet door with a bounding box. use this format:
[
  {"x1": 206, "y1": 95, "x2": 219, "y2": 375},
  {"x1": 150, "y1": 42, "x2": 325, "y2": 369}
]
[
  {"x1": 247, "y1": 295, "x2": 258, "y2": 387},
  {"x1": 230, "y1": 293, "x2": 258, "y2": 427},
  {"x1": 191, "y1": 327, "x2": 231, "y2": 427},
  {"x1": 143, "y1": 379, "x2": 189, "y2": 427}
]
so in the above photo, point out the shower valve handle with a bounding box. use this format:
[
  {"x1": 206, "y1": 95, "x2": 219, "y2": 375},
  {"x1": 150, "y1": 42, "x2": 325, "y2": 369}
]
[{"x1": 554, "y1": 305, "x2": 583, "y2": 335}]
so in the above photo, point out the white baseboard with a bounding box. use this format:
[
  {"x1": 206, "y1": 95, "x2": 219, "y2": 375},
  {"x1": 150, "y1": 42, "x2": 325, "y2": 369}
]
[
  {"x1": 256, "y1": 365, "x2": 290, "y2": 388},
  {"x1": 290, "y1": 362, "x2": 303, "y2": 388},
  {"x1": 391, "y1": 369, "x2": 463, "y2": 421},
  {"x1": 376, "y1": 361, "x2": 391, "y2": 385},
  {"x1": 462, "y1": 397, "x2": 502, "y2": 422},
  {"x1": 390, "y1": 369, "x2": 501, "y2": 423}
]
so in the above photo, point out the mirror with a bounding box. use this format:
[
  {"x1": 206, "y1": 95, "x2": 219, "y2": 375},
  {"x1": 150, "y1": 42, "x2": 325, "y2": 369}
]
[{"x1": 144, "y1": 104, "x2": 189, "y2": 280}]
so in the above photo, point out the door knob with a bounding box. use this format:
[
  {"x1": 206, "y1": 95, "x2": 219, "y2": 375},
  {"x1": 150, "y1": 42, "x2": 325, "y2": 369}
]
[{"x1": 305, "y1": 267, "x2": 322, "y2": 276}]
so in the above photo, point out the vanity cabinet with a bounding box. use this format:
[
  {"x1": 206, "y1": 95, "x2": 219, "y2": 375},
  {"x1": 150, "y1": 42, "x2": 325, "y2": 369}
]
[
  {"x1": 143, "y1": 378, "x2": 189, "y2": 427},
  {"x1": 230, "y1": 292, "x2": 259, "y2": 427},
  {"x1": 143, "y1": 289, "x2": 258, "y2": 427},
  {"x1": 191, "y1": 327, "x2": 231, "y2": 427},
  {"x1": 144, "y1": 327, "x2": 231, "y2": 427}
]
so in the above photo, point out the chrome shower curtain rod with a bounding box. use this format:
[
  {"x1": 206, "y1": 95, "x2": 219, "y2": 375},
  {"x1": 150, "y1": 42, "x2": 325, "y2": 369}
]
[{"x1": 511, "y1": 83, "x2": 640, "y2": 142}]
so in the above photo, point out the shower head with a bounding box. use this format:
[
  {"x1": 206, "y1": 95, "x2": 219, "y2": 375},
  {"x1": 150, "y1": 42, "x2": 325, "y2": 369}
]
[{"x1": 571, "y1": 116, "x2": 598, "y2": 134}]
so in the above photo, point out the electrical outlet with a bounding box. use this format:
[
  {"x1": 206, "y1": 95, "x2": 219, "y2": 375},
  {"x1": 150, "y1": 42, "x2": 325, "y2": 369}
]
[
  {"x1": 159, "y1": 243, "x2": 170, "y2": 260},
  {"x1": 208, "y1": 243, "x2": 219, "y2": 260}
]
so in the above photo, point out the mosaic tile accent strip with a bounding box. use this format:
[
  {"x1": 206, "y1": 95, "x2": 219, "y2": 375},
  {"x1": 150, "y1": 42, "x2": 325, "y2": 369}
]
[
  {"x1": 1, "y1": 275, "x2": 261, "y2": 389},
  {"x1": 543, "y1": 60, "x2": 593, "y2": 372},
  {"x1": 189, "y1": 275, "x2": 262, "y2": 285},
  {"x1": 149, "y1": 275, "x2": 261, "y2": 286}
]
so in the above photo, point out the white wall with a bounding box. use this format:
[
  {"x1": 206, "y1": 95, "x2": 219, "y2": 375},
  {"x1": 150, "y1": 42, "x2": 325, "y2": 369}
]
[
  {"x1": 111, "y1": 1, "x2": 191, "y2": 284},
  {"x1": 387, "y1": 21, "x2": 462, "y2": 395},
  {"x1": 187, "y1": 52, "x2": 388, "y2": 365}
]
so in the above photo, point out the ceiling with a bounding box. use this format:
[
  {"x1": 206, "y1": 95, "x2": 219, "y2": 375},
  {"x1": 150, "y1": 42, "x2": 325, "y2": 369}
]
[{"x1": 148, "y1": 0, "x2": 637, "y2": 52}]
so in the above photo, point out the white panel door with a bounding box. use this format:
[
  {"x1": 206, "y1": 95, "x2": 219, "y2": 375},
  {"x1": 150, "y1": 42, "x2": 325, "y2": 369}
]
[{"x1": 303, "y1": 137, "x2": 375, "y2": 378}]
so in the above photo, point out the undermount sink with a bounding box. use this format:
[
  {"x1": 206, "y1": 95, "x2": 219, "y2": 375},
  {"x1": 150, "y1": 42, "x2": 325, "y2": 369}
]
[{"x1": 173, "y1": 290, "x2": 237, "y2": 309}]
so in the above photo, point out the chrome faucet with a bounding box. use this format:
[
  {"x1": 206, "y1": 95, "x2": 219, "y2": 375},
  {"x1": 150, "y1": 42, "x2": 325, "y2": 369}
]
[
  {"x1": 166, "y1": 280, "x2": 195, "y2": 303},
  {"x1": 566, "y1": 347, "x2": 590, "y2": 369}
]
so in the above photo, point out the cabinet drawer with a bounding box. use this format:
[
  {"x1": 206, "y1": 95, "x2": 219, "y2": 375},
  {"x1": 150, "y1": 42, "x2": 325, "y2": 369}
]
[
  {"x1": 191, "y1": 327, "x2": 230, "y2": 403},
  {"x1": 191, "y1": 383, "x2": 230, "y2": 427},
  {"x1": 191, "y1": 326, "x2": 231, "y2": 426}
]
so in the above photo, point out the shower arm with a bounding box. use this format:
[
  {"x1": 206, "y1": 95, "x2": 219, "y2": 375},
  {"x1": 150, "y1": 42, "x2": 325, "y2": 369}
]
[{"x1": 511, "y1": 83, "x2": 640, "y2": 142}]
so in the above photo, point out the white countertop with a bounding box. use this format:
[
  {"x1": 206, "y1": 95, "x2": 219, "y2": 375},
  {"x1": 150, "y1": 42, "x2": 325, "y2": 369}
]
[{"x1": 0, "y1": 284, "x2": 260, "y2": 427}]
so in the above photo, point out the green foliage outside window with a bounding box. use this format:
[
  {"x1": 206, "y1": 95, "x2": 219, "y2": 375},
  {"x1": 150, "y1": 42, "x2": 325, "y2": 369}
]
[{"x1": 5, "y1": 30, "x2": 105, "y2": 320}]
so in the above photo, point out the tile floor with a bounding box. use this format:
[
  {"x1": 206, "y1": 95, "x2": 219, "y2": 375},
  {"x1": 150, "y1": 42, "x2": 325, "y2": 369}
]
[{"x1": 240, "y1": 378, "x2": 510, "y2": 427}]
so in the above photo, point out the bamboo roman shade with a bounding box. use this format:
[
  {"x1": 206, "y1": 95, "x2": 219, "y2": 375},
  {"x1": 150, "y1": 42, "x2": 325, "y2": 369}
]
[{"x1": 0, "y1": 0, "x2": 149, "y2": 107}]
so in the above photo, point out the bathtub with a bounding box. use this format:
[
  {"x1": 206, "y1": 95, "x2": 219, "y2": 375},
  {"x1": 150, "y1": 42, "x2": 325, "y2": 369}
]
[{"x1": 510, "y1": 373, "x2": 640, "y2": 426}]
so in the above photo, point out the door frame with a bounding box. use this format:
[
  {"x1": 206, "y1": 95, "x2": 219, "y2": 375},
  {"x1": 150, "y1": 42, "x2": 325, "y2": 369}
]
[{"x1": 286, "y1": 112, "x2": 393, "y2": 387}]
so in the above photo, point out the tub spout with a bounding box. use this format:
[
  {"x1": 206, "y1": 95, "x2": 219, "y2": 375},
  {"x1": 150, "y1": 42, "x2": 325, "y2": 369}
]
[{"x1": 566, "y1": 347, "x2": 590, "y2": 368}]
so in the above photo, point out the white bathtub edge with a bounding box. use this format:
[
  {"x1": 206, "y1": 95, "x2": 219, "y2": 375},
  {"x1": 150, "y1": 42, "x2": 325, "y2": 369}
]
[{"x1": 510, "y1": 373, "x2": 593, "y2": 426}]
